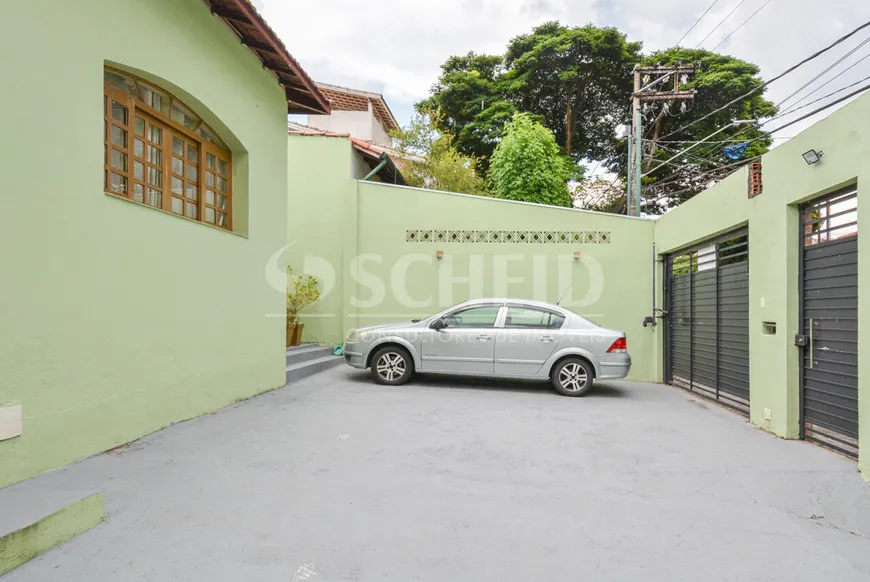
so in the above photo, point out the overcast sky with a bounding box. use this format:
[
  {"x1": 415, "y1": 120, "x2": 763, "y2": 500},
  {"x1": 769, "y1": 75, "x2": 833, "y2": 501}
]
[{"x1": 257, "y1": 0, "x2": 869, "y2": 141}]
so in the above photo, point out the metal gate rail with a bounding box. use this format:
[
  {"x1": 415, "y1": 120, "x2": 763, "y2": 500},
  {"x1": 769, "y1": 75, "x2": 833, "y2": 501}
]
[{"x1": 665, "y1": 228, "x2": 750, "y2": 415}]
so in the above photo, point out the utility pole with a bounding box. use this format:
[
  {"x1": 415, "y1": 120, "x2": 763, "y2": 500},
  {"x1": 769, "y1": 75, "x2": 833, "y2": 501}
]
[{"x1": 627, "y1": 63, "x2": 698, "y2": 216}]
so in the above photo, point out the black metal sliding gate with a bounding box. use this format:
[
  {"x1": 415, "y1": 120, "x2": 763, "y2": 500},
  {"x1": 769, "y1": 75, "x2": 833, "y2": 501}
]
[
  {"x1": 664, "y1": 229, "x2": 750, "y2": 415},
  {"x1": 799, "y1": 187, "x2": 859, "y2": 459}
]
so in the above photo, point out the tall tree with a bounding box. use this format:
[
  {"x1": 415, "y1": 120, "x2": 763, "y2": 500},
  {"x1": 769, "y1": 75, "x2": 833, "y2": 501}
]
[
  {"x1": 418, "y1": 25, "x2": 779, "y2": 214},
  {"x1": 390, "y1": 114, "x2": 488, "y2": 196},
  {"x1": 489, "y1": 113, "x2": 573, "y2": 207},
  {"x1": 416, "y1": 53, "x2": 515, "y2": 172},
  {"x1": 639, "y1": 48, "x2": 777, "y2": 213},
  {"x1": 502, "y1": 22, "x2": 642, "y2": 164}
]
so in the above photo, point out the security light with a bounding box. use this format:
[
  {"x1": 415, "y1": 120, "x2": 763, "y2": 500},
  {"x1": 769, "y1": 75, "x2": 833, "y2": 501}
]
[{"x1": 802, "y1": 149, "x2": 824, "y2": 165}]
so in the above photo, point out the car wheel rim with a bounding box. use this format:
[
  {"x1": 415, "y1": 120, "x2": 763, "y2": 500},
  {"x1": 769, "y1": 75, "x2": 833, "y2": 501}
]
[
  {"x1": 376, "y1": 352, "x2": 406, "y2": 382},
  {"x1": 558, "y1": 363, "x2": 588, "y2": 392}
]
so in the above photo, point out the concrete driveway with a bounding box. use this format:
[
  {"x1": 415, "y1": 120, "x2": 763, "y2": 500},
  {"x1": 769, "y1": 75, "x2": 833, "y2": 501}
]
[{"x1": 5, "y1": 366, "x2": 870, "y2": 581}]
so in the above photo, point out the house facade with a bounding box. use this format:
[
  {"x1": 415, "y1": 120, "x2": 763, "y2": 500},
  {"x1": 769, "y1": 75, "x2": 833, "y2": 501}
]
[
  {"x1": 305, "y1": 83, "x2": 400, "y2": 146},
  {"x1": 0, "y1": 0, "x2": 328, "y2": 488}
]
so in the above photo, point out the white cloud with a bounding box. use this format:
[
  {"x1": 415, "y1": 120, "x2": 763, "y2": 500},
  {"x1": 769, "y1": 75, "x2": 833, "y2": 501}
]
[{"x1": 261, "y1": 0, "x2": 870, "y2": 138}]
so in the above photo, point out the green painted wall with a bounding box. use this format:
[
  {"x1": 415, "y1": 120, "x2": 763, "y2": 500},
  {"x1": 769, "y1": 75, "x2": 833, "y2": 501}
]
[
  {"x1": 0, "y1": 0, "x2": 289, "y2": 488},
  {"x1": 287, "y1": 134, "x2": 658, "y2": 381},
  {"x1": 654, "y1": 93, "x2": 870, "y2": 479},
  {"x1": 0, "y1": 494, "x2": 104, "y2": 575}
]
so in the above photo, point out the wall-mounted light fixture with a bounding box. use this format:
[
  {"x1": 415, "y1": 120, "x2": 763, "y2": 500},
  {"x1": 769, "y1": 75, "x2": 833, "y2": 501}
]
[
  {"x1": 436, "y1": 250, "x2": 444, "y2": 260},
  {"x1": 802, "y1": 149, "x2": 824, "y2": 165},
  {"x1": 573, "y1": 251, "x2": 581, "y2": 260}
]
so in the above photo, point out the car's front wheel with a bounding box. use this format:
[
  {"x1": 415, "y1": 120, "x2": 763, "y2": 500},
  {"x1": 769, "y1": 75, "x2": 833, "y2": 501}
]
[
  {"x1": 370, "y1": 346, "x2": 413, "y2": 386},
  {"x1": 551, "y1": 358, "x2": 594, "y2": 397}
]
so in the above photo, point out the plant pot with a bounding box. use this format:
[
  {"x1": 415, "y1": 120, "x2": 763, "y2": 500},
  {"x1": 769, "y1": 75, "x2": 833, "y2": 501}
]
[{"x1": 286, "y1": 322, "x2": 305, "y2": 347}]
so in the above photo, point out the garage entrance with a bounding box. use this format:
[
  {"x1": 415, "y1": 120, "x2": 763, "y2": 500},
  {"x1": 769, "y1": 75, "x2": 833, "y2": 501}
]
[
  {"x1": 799, "y1": 187, "x2": 859, "y2": 459},
  {"x1": 664, "y1": 228, "x2": 750, "y2": 415}
]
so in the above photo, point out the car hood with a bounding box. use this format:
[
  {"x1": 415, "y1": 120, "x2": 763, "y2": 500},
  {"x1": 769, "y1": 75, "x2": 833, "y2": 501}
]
[{"x1": 356, "y1": 320, "x2": 424, "y2": 334}]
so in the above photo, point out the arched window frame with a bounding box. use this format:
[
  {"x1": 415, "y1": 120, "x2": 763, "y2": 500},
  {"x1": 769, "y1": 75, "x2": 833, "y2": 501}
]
[{"x1": 103, "y1": 67, "x2": 233, "y2": 231}]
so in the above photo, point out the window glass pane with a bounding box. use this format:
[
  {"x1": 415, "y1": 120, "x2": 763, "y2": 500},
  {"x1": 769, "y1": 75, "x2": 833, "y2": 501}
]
[
  {"x1": 217, "y1": 194, "x2": 227, "y2": 210},
  {"x1": 206, "y1": 153, "x2": 216, "y2": 170},
  {"x1": 197, "y1": 123, "x2": 226, "y2": 148},
  {"x1": 134, "y1": 161, "x2": 144, "y2": 181},
  {"x1": 185, "y1": 202, "x2": 197, "y2": 219},
  {"x1": 134, "y1": 117, "x2": 145, "y2": 136},
  {"x1": 147, "y1": 145, "x2": 162, "y2": 166},
  {"x1": 172, "y1": 156, "x2": 183, "y2": 176},
  {"x1": 171, "y1": 101, "x2": 199, "y2": 130},
  {"x1": 104, "y1": 70, "x2": 129, "y2": 93},
  {"x1": 217, "y1": 159, "x2": 228, "y2": 175},
  {"x1": 217, "y1": 212, "x2": 227, "y2": 227},
  {"x1": 110, "y1": 125, "x2": 127, "y2": 148},
  {"x1": 185, "y1": 183, "x2": 197, "y2": 201},
  {"x1": 205, "y1": 207, "x2": 216, "y2": 223},
  {"x1": 149, "y1": 125, "x2": 162, "y2": 145},
  {"x1": 504, "y1": 306, "x2": 561, "y2": 328},
  {"x1": 217, "y1": 176, "x2": 227, "y2": 192},
  {"x1": 134, "y1": 138, "x2": 144, "y2": 158},
  {"x1": 133, "y1": 183, "x2": 145, "y2": 203},
  {"x1": 110, "y1": 149, "x2": 127, "y2": 172},
  {"x1": 138, "y1": 82, "x2": 170, "y2": 117},
  {"x1": 171, "y1": 176, "x2": 183, "y2": 195},
  {"x1": 205, "y1": 171, "x2": 215, "y2": 187},
  {"x1": 172, "y1": 136, "x2": 184, "y2": 157},
  {"x1": 187, "y1": 144, "x2": 198, "y2": 163},
  {"x1": 548, "y1": 314, "x2": 566, "y2": 329},
  {"x1": 444, "y1": 305, "x2": 500, "y2": 328},
  {"x1": 148, "y1": 167, "x2": 162, "y2": 188},
  {"x1": 171, "y1": 197, "x2": 183, "y2": 214},
  {"x1": 186, "y1": 165, "x2": 197, "y2": 182},
  {"x1": 110, "y1": 173, "x2": 127, "y2": 195},
  {"x1": 147, "y1": 189, "x2": 161, "y2": 208},
  {"x1": 205, "y1": 189, "x2": 215, "y2": 205},
  {"x1": 111, "y1": 101, "x2": 128, "y2": 125}
]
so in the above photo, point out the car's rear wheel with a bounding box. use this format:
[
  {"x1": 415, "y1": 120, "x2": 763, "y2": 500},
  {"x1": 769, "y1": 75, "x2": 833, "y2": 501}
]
[
  {"x1": 551, "y1": 358, "x2": 594, "y2": 397},
  {"x1": 370, "y1": 346, "x2": 413, "y2": 386}
]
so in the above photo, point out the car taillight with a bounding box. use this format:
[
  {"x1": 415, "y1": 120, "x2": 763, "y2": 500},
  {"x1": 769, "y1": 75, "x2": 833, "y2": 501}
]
[{"x1": 607, "y1": 337, "x2": 627, "y2": 353}]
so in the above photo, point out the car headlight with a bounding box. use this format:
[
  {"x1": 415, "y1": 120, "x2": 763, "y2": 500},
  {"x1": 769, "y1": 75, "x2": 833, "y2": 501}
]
[{"x1": 347, "y1": 330, "x2": 371, "y2": 342}]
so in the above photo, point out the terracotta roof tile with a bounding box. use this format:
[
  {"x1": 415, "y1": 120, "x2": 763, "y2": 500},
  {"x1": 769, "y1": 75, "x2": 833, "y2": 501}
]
[
  {"x1": 315, "y1": 83, "x2": 400, "y2": 133},
  {"x1": 202, "y1": 0, "x2": 330, "y2": 114}
]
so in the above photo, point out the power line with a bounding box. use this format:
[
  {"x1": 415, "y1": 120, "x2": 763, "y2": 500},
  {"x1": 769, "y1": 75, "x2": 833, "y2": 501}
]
[
  {"x1": 657, "y1": 19, "x2": 870, "y2": 143},
  {"x1": 655, "y1": 80, "x2": 870, "y2": 192},
  {"x1": 778, "y1": 73, "x2": 870, "y2": 117},
  {"x1": 754, "y1": 81, "x2": 870, "y2": 138},
  {"x1": 776, "y1": 52, "x2": 870, "y2": 117},
  {"x1": 695, "y1": 0, "x2": 748, "y2": 49},
  {"x1": 676, "y1": 0, "x2": 722, "y2": 46},
  {"x1": 774, "y1": 35, "x2": 870, "y2": 111},
  {"x1": 711, "y1": 0, "x2": 774, "y2": 51}
]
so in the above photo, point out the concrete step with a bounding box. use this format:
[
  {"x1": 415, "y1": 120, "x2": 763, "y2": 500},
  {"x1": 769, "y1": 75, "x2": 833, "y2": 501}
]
[
  {"x1": 285, "y1": 354, "x2": 343, "y2": 386},
  {"x1": 286, "y1": 344, "x2": 335, "y2": 367}
]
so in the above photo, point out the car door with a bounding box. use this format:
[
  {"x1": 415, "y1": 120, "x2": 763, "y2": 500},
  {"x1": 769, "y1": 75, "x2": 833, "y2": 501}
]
[
  {"x1": 420, "y1": 303, "x2": 503, "y2": 373},
  {"x1": 494, "y1": 304, "x2": 567, "y2": 376}
]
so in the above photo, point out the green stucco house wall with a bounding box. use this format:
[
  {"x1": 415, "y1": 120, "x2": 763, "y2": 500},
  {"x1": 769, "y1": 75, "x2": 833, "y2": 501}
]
[{"x1": 0, "y1": 0, "x2": 328, "y2": 488}]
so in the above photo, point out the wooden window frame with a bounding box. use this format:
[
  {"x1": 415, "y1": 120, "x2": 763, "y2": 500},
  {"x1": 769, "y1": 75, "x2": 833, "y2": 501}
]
[{"x1": 103, "y1": 68, "x2": 233, "y2": 232}]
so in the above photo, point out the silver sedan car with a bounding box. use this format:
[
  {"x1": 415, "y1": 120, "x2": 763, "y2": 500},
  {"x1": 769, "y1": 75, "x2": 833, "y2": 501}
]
[{"x1": 343, "y1": 299, "x2": 631, "y2": 397}]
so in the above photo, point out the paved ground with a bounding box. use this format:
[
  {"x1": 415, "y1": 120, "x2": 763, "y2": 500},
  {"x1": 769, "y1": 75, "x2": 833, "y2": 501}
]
[{"x1": 5, "y1": 366, "x2": 870, "y2": 581}]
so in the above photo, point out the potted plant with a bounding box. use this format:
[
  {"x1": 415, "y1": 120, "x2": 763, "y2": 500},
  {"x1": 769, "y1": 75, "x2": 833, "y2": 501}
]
[{"x1": 286, "y1": 267, "x2": 321, "y2": 347}]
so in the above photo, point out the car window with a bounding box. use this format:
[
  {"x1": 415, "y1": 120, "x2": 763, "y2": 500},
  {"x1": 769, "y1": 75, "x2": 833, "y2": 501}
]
[
  {"x1": 505, "y1": 306, "x2": 565, "y2": 329},
  {"x1": 443, "y1": 305, "x2": 501, "y2": 328}
]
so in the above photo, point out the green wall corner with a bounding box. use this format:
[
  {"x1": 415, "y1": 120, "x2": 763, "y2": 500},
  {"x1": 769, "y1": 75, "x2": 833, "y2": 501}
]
[{"x1": 0, "y1": 493, "x2": 104, "y2": 576}]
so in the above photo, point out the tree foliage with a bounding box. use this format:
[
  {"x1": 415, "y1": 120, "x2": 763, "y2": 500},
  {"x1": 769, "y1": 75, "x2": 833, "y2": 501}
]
[
  {"x1": 390, "y1": 114, "x2": 488, "y2": 196},
  {"x1": 418, "y1": 24, "x2": 778, "y2": 214},
  {"x1": 489, "y1": 113, "x2": 573, "y2": 207}
]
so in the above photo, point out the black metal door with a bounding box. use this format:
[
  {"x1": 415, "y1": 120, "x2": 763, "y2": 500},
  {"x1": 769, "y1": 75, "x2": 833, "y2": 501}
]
[
  {"x1": 800, "y1": 187, "x2": 859, "y2": 459},
  {"x1": 665, "y1": 229, "x2": 750, "y2": 415}
]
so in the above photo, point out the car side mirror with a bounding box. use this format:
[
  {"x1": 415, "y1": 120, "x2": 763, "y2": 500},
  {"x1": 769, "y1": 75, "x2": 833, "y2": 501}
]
[{"x1": 430, "y1": 318, "x2": 447, "y2": 331}]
